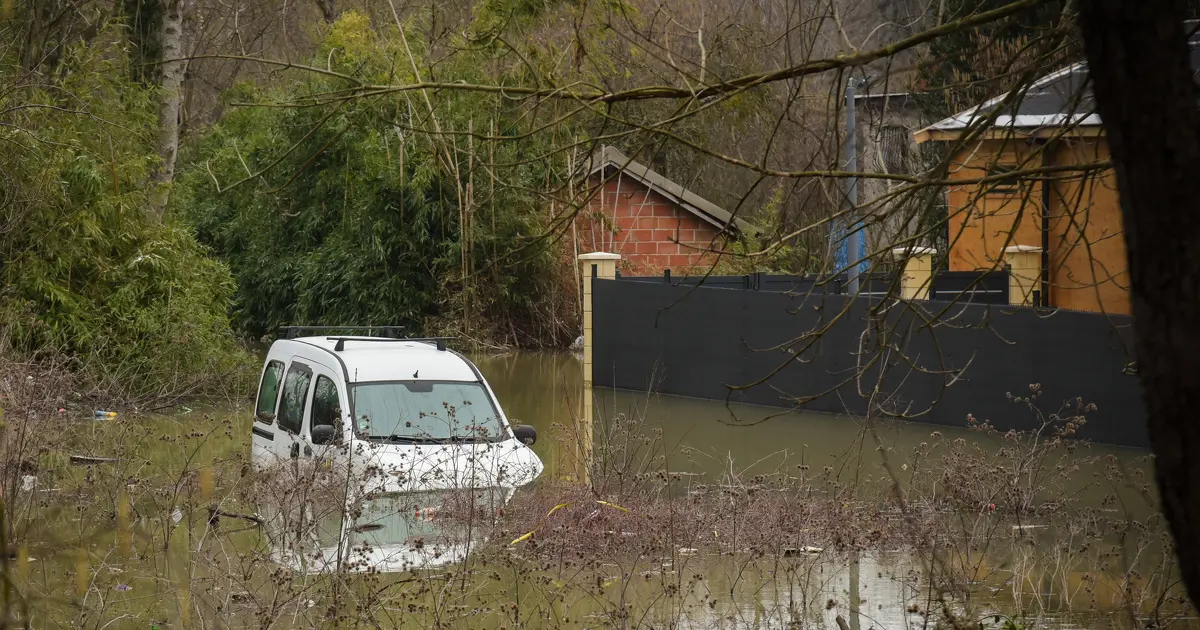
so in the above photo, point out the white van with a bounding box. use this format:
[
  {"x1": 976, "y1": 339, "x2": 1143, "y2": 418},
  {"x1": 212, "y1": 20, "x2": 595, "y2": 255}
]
[{"x1": 251, "y1": 329, "x2": 544, "y2": 495}]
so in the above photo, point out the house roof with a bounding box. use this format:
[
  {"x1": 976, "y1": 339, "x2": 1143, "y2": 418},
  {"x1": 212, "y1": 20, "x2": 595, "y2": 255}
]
[
  {"x1": 583, "y1": 146, "x2": 755, "y2": 235},
  {"x1": 913, "y1": 63, "x2": 1099, "y2": 142},
  {"x1": 914, "y1": 28, "x2": 1200, "y2": 143},
  {"x1": 853, "y1": 91, "x2": 917, "y2": 107}
]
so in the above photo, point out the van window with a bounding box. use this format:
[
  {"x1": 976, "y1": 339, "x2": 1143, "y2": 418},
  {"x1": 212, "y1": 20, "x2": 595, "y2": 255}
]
[
  {"x1": 352, "y1": 381, "x2": 503, "y2": 442},
  {"x1": 278, "y1": 363, "x2": 312, "y2": 435},
  {"x1": 255, "y1": 360, "x2": 285, "y2": 422},
  {"x1": 312, "y1": 375, "x2": 342, "y2": 430}
]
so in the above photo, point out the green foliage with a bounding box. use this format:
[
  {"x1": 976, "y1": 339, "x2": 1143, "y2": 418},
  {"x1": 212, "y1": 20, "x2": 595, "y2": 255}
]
[
  {"x1": 915, "y1": 0, "x2": 1070, "y2": 119},
  {"x1": 702, "y1": 239, "x2": 815, "y2": 276},
  {"x1": 118, "y1": 0, "x2": 163, "y2": 84},
  {"x1": 472, "y1": 0, "x2": 567, "y2": 35},
  {"x1": 0, "y1": 25, "x2": 252, "y2": 400},
  {"x1": 176, "y1": 12, "x2": 576, "y2": 347}
]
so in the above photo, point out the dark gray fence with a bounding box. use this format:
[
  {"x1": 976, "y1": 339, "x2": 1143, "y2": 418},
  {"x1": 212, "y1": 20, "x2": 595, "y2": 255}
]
[
  {"x1": 592, "y1": 279, "x2": 1146, "y2": 448},
  {"x1": 930, "y1": 270, "x2": 1009, "y2": 304}
]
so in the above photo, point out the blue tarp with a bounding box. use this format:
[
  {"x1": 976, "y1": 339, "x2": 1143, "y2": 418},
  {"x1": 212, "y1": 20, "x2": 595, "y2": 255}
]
[{"x1": 830, "y1": 219, "x2": 869, "y2": 275}]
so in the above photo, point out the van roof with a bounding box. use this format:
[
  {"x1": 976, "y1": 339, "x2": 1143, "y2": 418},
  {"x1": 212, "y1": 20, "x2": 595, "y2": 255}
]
[{"x1": 284, "y1": 337, "x2": 479, "y2": 383}]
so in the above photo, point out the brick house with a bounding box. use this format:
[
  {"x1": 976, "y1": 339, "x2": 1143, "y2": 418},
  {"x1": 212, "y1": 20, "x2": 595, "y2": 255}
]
[{"x1": 575, "y1": 146, "x2": 752, "y2": 274}]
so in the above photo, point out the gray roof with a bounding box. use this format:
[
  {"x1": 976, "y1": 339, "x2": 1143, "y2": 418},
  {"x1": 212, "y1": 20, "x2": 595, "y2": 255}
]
[
  {"x1": 583, "y1": 146, "x2": 754, "y2": 235},
  {"x1": 853, "y1": 92, "x2": 916, "y2": 107},
  {"x1": 916, "y1": 63, "x2": 1100, "y2": 137},
  {"x1": 917, "y1": 29, "x2": 1200, "y2": 139}
]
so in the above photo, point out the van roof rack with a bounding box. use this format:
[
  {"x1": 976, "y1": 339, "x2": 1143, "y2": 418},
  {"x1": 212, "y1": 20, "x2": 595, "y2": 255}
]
[
  {"x1": 326, "y1": 336, "x2": 455, "y2": 352},
  {"x1": 279, "y1": 326, "x2": 404, "y2": 340}
]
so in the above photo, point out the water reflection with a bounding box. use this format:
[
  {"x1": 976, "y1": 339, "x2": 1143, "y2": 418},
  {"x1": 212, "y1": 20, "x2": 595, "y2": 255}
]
[{"x1": 261, "y1": 486, "x2": 515, "y2": 575}]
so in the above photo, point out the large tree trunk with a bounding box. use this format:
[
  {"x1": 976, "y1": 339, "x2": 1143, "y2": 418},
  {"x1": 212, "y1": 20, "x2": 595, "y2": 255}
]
[
  {"x1": 149, "y1": 0, "x2": 187, "y2": 218},
  {"x1": 1078, "y1": 0, "x2": 1200, "y2": 603}
]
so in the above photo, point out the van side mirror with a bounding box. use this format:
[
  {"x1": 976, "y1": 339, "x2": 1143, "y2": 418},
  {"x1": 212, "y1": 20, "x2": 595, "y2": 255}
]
[
  {"x1": 311, "y1": 424, "x2": 339, "y2": 445},
  {"x1": 512, "y1": 424, "x2": 537, "y2": 446}
]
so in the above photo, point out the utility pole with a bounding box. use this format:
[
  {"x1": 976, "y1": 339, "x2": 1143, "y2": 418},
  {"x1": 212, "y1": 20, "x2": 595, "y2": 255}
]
[{"x1": 844, "y1": 77, "x2": 867, "y2": 295}]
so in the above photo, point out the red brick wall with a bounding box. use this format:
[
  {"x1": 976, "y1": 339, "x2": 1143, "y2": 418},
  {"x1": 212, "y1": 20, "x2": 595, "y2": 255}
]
[{"x1": 575, "y1": 175, "x2": 727, "y2": 274}]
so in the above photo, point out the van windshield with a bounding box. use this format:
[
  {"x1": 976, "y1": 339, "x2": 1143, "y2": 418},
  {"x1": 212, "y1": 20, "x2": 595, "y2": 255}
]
[{"x1": 352, "y1": 381, "x2": 506, "y2": 442}]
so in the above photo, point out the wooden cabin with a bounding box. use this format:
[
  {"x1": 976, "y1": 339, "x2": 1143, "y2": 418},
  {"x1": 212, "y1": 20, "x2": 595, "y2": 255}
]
[{"x1": 914, "y1": 63, "x2": 1129, "y2": 315}]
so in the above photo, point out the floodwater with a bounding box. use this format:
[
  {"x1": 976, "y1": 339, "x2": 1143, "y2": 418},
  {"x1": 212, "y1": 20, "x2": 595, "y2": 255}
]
[
  {"x1": 476, "y1": 352, "x2": 1180, "y2": 628},
  {"x1": 6, "y1": 351, "x2": 1188, "y2": 629},
  {"x1": 475, "y1": 352, "x2": 1157, "y2": 515}
]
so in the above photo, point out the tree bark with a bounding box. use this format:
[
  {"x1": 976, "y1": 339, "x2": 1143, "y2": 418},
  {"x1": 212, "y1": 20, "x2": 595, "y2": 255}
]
[
  {"x1": 1078, "y1": 0, "x2": 1200, "y2": 603},
  {"x1": 149, "y1": 0, "x2": 187, "y2": 218},
  {"x1": 315, "y1": 0, "x2": 336, "y2": 22}
]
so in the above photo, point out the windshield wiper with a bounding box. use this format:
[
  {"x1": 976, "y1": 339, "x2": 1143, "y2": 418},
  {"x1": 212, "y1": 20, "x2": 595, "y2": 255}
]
[
  {"x1": 369, "y1": 434, "x2": 497, "y2": 444},
  {"x1": 372, "y1": 435, "x2": 440, "y2": 444}
]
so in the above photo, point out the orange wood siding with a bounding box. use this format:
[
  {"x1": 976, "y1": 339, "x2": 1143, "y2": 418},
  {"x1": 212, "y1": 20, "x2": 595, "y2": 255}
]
[
  {"x1": 947, "y1": 140, "x2": 1044, "y2": 272},
  {"x1": 945, "y1": 137, "x2": 1130, "y2": 315},
  {"x1": 1046, "y1": 140, "x2": 1129, "y2": 314}
]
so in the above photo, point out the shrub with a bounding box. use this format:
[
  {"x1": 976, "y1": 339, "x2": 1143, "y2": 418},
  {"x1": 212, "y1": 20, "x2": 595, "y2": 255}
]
[
  {"x1": 0, "y1": 27, "x2": 253, "y2": 402},
  {"x1": 175, "y1": 12, "x2": 578, "y2": 348}
]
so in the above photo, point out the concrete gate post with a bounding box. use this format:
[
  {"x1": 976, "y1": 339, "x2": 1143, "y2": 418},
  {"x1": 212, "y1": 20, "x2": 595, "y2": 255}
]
[
  {"x1": 1004, "y1": 245, "x2": 1044, "y2": 306},
  {"x1": 577, "y1": 252, "x2": 621, "y2": 484},
  {"x1": 891, "y1": 247, "x2": 936, "y2": 300}
]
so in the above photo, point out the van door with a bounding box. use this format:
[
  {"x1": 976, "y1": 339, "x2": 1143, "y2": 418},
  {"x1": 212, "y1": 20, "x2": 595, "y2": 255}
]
[
  {"x1": 306, "y1": 368, "x2": 347, "y2": 470},
  {"x1": 252, "y1": 359, "x2": 286, "y2": 468},
  {"x1": 275, "y1": 360, "x2": 314, "y2": 466}
]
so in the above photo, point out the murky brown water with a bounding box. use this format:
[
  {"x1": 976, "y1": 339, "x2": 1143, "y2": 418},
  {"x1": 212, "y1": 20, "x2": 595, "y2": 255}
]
[
  {"x1": 475, "y1": 351, "x2": 1157, "y2": 517},
  {"x1": 5, "y1": 351, "x2": 1187, "y2": 629},
  {"x1": 474, "y1": 352, "x2": 1189, "y2": 629}
]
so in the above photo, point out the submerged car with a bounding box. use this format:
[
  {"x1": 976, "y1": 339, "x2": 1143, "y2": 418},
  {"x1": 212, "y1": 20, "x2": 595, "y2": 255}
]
[
  {"x1": 250, "y1": 328, "x2": 544, "y2": 571},
  {"x1": 252, "y1": 328, "x2": 543, "y2": 490}
]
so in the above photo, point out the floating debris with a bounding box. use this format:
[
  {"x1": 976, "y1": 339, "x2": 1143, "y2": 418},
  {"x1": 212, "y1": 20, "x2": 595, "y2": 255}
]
[
  {"x1": 69, "y1": 455, "x2": 120, "y2": 466},
  {"x1": 783, "y1": 546, "x2": 824, "y2": 557}
]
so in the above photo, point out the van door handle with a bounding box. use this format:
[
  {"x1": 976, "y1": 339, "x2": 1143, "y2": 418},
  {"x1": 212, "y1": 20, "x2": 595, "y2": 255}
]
[
  {"x1": 290, "y1": 442, "x2": 300, "y2": 459},
  {"x1": 303, "y1": 445, "x2": 313, "y2": 457}
]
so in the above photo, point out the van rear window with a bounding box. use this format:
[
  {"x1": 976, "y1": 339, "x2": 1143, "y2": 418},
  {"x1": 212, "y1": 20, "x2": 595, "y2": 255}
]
[
  {"x1": 255, "y1": 360, "x2": 284, "y2": 422},
  {"x1": 278, "y1": 363, "x2": 312, "y2": 434}
]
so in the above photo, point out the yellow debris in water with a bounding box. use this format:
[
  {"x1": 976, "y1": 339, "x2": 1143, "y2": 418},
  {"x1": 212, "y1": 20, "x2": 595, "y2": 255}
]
[
  {"x1": 117, "y1": 490, "x2": 131, "y2": 556},
  {"x1": 74, "y1": 548, "x2": 89, "y2": 598},
  {"x1": 179, "y1": 583, "x2": 191, "y2": 625},
  {"x1": 198, "y1": 466, "x2": 214, "y2": 504},
  {"x1": 17, "y1": 546, "x2": 28, "y2": 581}
]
